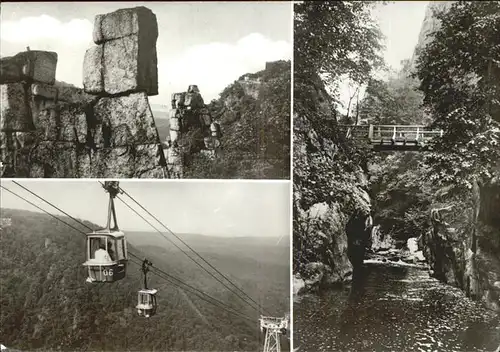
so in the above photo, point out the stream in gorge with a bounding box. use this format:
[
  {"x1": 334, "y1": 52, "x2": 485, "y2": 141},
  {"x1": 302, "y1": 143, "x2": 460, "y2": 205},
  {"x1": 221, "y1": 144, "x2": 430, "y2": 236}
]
[{"x1": 294, "y1": 259, "x2": 500, "y2": 352}]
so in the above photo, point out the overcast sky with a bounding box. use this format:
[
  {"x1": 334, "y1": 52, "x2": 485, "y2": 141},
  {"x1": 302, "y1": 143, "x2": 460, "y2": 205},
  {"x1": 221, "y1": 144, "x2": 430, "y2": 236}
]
[
  {"x1": 338, "y1": 1, "x2": 429, "y2": 113},
  {"x1": 0, "y1": 2, "x2": 292, "y2": 105},
  {"x1": 0, "y1": 180, "x2": 290, "y2": 238}
]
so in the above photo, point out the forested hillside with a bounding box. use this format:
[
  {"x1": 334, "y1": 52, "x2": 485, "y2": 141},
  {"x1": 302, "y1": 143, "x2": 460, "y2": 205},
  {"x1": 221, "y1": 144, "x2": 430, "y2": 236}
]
[
  {"x1": 184, "y1": 61, "x2": 291, "y2": 179},
  {"x1": 0, "y1": 208, "x2": 289, "y2": 351}
]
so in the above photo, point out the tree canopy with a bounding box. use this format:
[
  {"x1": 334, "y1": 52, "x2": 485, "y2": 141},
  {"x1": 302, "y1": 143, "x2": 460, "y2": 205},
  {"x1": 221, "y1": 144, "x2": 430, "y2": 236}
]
[
  {"x1": 294, "y1": 1, "x2": 384, "y2": 90},
  {"x1": 416, "y1": 1, "x2": 500, "y2": 190}
]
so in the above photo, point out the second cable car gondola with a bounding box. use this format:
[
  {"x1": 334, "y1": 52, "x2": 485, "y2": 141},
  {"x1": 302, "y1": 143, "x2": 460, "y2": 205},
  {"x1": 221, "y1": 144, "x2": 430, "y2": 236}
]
[
  {"x1": 83, "y1": 181, "x2": 128, "y2": 283},
  {"x1": 136, "y1": 258, "x2": 158, "y2": 318}
]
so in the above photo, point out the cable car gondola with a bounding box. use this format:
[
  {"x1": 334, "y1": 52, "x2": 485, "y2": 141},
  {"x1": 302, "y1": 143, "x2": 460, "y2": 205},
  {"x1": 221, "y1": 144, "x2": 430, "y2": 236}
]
[
  {"x1": 136, "y1": 258, "x2": 158, "y2": 318},
  {"x1": 83, "y1": 181, "x2": 128, "y2": 283}
]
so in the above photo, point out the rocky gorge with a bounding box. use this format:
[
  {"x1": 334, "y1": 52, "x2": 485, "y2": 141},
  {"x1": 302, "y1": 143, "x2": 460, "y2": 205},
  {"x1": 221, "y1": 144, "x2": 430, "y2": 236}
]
[{"x1": 293, "y1": 1, "x2": 500, "y2": 321}]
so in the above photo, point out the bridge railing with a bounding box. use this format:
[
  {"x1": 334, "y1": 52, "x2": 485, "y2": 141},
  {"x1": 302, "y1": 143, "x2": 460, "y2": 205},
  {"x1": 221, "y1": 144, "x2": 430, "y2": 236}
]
[
  {"x1": 338, "y1": 124, "x2": 443, "y2": 143},
  {"x1": 368, "y1": 125, "x2": 443, "y2": 142}
]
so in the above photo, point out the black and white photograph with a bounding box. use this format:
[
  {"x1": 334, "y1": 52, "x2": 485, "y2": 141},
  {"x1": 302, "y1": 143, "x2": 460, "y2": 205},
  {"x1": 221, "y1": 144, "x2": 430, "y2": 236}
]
[
  {"x1": 0, "y1": 179, "x2": 290, "y2": 351},
  {"x1": 0, "y1": 2, "x2": 291, "y2": 179},
  {"x1": 293, "y1": 1, "x2": 500, "y2": 351}
]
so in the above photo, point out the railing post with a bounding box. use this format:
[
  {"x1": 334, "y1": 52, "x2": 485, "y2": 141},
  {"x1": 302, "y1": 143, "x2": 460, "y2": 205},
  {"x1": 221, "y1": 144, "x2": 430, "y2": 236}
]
[
  {"x1": 416, "y1": 126, "x2": 420, "y2": 141},
  {"x1": 392, "y1": 126, "x2": 396, "y2": 140},
  {"x1": 440, "y1": 129, "x2": 443, "y2": 137},
  {"x1": 368, "y1": 124, "x2": 374, "y2": 140}
]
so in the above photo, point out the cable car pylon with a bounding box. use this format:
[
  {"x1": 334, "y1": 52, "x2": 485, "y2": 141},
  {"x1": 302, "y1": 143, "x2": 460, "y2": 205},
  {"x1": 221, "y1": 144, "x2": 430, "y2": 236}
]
[
  {"x1": 260, "y1": 314, "x2": 288, "y2": 352},
  {"x1": 136, "y1": 258, "x2": 158, "y2": 318},
  {"x1": 83, "y1": 181, "x2": 128, "y2": 283}
]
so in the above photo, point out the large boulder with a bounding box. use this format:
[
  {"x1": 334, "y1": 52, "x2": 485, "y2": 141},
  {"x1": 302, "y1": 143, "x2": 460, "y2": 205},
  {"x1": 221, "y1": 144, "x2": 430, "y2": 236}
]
[
  {"x1": 83, "y1": 7, "x2": 158, "y2": 96},
  {"x1": 83, "y1": 36, "x2": 158, "y2": 96},
  {"x1": 0, "y1": 50, "x2": 58, "y2": 85},
  {"x1": 1, "y1": 83, "x2": 34, "y2": 131},
  {"x1": 92, "y1": 6, "x2": 158, "y2": 44},
  {"x1": 31, "y1": 83, "x2": 58, "y2": 99},
  {"x1": 103, "y1": 35, "x2": 158, "y2": 95}
]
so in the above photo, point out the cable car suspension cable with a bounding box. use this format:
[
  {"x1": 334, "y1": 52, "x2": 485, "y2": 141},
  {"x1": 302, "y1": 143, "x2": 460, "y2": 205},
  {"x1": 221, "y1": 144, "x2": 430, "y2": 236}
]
[
  {"x1": 11, "y1": 180, "x2": 95, "y2": 232},
  {"x1": 115, "y1": 183, "x2": 272, "y2": 315},
  {"x1": 1, "y1": 185, "x2": 90, "y2": 235},
  {"x1": 110, "y1": 187, "x2": 266, "y2": 316},
  {"x1": 3, "y1": 183, "x2": 256, "y2": 324}
]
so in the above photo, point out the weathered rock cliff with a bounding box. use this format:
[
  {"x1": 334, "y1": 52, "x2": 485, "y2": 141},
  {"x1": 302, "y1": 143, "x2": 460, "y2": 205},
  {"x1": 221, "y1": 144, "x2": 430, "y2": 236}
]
[
  {"x1": 293, "y1": 73, "x2": 372, "y2": 293},
  {"x1": 181, "y1": 60, "x2": 290, "y2": 179},
  {"x1": 0, "y1": 6, "x2": 167, "y2": 178},
  {"x1": 425, "y1": 176, "x2": 500, "y2": 312}
]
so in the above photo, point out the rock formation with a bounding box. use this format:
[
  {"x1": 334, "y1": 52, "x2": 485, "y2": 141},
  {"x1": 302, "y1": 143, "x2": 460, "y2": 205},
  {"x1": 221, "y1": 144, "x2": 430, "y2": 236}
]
[
  {"x1": 0, "y1": 6, "x2": 167, "y2": 178},
  {"x1": 409, "y1": 1, "x2": 454, "y2": 70},
  {"x1": 164, "y1": 85, "x2": 222, "y2": 178},
  {"x1": 425, "y1": 177, "x2": 500, "y2": 312},
  {"x1": 293, "y1": 72, "x2": 373, "y2": 292}
]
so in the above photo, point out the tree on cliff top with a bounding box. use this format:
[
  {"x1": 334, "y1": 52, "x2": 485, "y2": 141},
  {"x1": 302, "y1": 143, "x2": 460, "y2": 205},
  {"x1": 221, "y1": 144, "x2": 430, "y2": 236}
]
[
  {"x1": 185, "y1": 61, "x2": 290, "y2": 179},
  {"x1": 293, "y1": 1, "x2": 385, "y2": 210},
  {"x1": 416, "y1": 1, "x2": 500, "y2": 191},
  {"x1": 294, "y1": 1, "x2": 384, "y2": 93}
]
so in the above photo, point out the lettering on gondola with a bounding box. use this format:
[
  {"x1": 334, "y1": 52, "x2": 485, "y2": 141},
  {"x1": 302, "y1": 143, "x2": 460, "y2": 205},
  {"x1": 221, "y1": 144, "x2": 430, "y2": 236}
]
[{"x1": 103, "y1": 269, "x2": 114, "y2": 276}]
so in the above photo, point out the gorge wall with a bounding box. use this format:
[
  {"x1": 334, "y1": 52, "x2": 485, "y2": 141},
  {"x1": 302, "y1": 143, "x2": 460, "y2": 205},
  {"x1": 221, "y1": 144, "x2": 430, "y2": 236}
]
[
  {"x1": 293, "y1": 73, "x2": 373, "y2": 293},
  {"x1": 411, "y1": 1, "x2": 500, "y2": 312},
  {"x1": 425, "y1": 176, "x2": 500, "y2": 312}
]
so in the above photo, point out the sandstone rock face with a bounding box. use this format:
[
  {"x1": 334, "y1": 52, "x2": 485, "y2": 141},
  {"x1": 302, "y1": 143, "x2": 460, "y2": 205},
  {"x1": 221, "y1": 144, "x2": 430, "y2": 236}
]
[
  {"x1": 31, "y1": 83, "x2": 58, "y2": 99},
  {"x1": 84, "y1": 6, "x2": 158, "y2": 96},
  {"x1": 425, "y1": 179, "x2": 500, "y2": 312},
  {"x1": 103, "y1": 35, "x2": 158, "y2": 95},
  {"x1": 0, "y1": 50, "x2": 57, "y2": 85},
  {"x1": 82, "y1": 46, "x2": 104, "y2": 94},
  {"x1": 1, "y1": 83, "x2": 34, "y2": 131},
  {"x1": 0, "y1": 131, "x2": 37, "y2": 177},
  {"x1": 93, "y1": 6, "x2": 158, "y2": 44},
  {"x1": 93, "y1": 93, "x2": 159, "y2": 147},
  {"x1": 30, "y1": 142, "x2": 80, "y2": 178},
  {"x1": 36, "y1": 103, "x2": 88, "y2": 143},
  {"x1": 1, "y1": 7, "x2": 167, "y2": 178},
  {"x1": 294, "y1": 73, "x2": 372, "y2": 292},
  {"x1": 294, "y1": 201, "x2": 356, "y2": 289},
  {"x1": 409, "y1": 1, "x2": 454, "y2": 70}
]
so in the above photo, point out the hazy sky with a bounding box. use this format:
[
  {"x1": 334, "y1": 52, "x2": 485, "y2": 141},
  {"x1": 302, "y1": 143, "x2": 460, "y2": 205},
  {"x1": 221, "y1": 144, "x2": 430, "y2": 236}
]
[
  {"x1": 0, "y1": 180, "x2": 290, "y2": 238},
  {"x1": 338, "y1": 1, "x2": 429, "y2": 113},
  {"x1": 0, "y1": 2, "x2": 292, "y2": 104}
]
